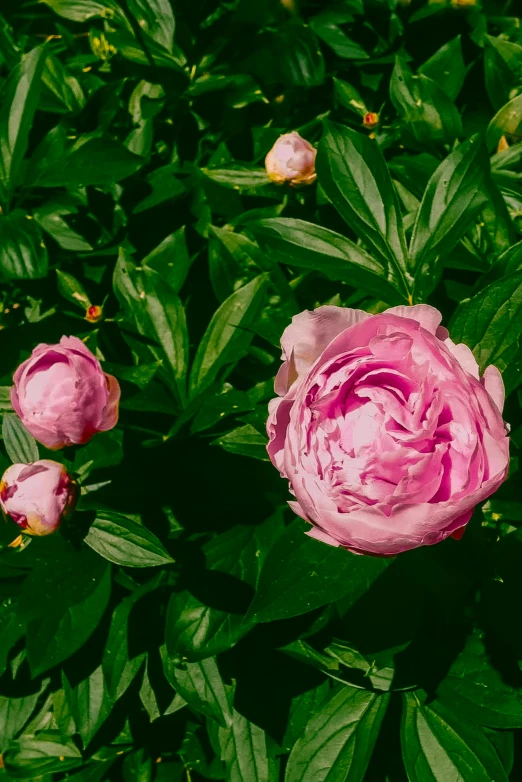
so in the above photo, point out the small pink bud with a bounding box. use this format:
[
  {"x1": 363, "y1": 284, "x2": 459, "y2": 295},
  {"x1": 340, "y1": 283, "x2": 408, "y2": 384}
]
[
  {"x1": 265, "y1": 132, "x2": 316, "y2": 186},
  {"x1": 0, "y1": 460, "x2": 78, "y2": 536},
  {"x1": 363, "y1": 112, "x2": 379, "y2": 129},
  {"x1": 11, "y1": 336, "x2": 120, "y2": 450},
  {"x1": 86, "y1": 304, "x2": 103, "y2": 323}
]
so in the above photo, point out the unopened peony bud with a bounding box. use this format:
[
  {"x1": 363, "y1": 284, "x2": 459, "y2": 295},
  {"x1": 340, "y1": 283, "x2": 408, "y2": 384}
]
[
  {"x1": 363, "y1": 112, "x2": 379, "y2": 129},
  {"x1": 0, "y1": 460, "x2": 78, "y2": 536},
  {"x1": 265, "y1": 132, "x2": 316, "y2": 186},
  {"x1": 11, "y1": 336, "x2": 120, "y2": 450},
  {"x1": 86, "y1": 305, "x2": 103, "y2": 323},
  {"x1": 497, "y1": 135, "x2": 510, "y2": 153}
]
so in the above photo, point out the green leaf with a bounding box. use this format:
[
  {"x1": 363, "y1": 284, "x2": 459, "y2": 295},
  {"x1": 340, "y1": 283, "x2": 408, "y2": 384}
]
[
  {"x1": 310, "y1": 16, "x2": 367, "y2": 60},
  {"x1": 139, "y1": 660, "x2": 164, "y2": 722},
  {"x1": 326, "y1": 641, "x2": 395, "y2": 692},
  {"x1": 42, "y1": 0, "x2": 127, "y2": 23},
  {"x1": 105, "y1": 28, "x2": 186, "y2": 71},
  {"x1": 114, "y1": 249, "x2": 188, "y2": 406},
  {"x1": 66, "y1": 759, "x2": 118, "y2": 781},
  {"x1": 487, "y1": 93, "x2": 522, "y2": 151},
  {"x1": 0, "y1": 682, "x2": 48, "y2": 753},
  {"x1": 248, "y1": 218, "x2": 405, "y2": 304},
  {"x1": 211, "y1": 511, "x2": 285, "y2": 585},
  {"x1": 56, "y1": 269, "x2": 91, "y2": 309},
  {"x1": 419, "y1": 36, "x2": 466, "y2": 101},
  {"x1": 219, "y1": 710, "x2": 278, "y2": 782},
  {"x1": 191, "y1": 386, "x2": 254, "y2": 433},
  {"x1": 0, "y1": 210, "x2": 48, "y2": 280},
  {"x1": 34, "y1": 200, "x2": 92, "y2": 252},
  {"x1": 278, "y1": 22, "x2": 325, "y2": 87},
  {"x1": 122, "y1": 749, "x2": 153, "y2": 782},
  {"x1": 162, "y1": 655, "x2": 232, "y2": 728},
  {"x1": 281, "y1": 640, "x2": 341, "y2": 673},
  {"x1": 4, "y1": 734, "x2": 83, "y2": 778},
  {"x1": 2, "y1": 413, "x2": 39, "y2": 463},
  {"x1": 20, "y1": 543, "x2": 111, "y2": 676},
  {"x1": 27, "y1": 137, "x2": 144, "y2": 188},
  {"x1": 213, "y1": 423, "x2": 269, "y2": 461},
  {"x1": 132, "y1": 164, "x2": 185, "y2": 213},
  {"x1": 484, "y1": 35, "x2": 522, "y2": 112},
  {"x1": 316, "y1": 121, "x2": 410, "y2": 296},
  {"x1": 247, "y1": 519, "x2": 389, "y2": 623},
  {"x1": 401, "y1": 692, "x2": 509, "y2": 781},
  {"x1": 63, "y1": 666, "x2": 112, "y2": 748},
  {"x1": 70, "y1": 429, "x2": 123, "y2": 480},
  {"x1": 449, "y1": 270, "x2": 522, "y2": 373},
  {"x1": 103, "y1": 577, "x2": 162, "y2": 701},
  {"x1": 0, "y1": 46, "x2": 46, "y2": 206},
  {"x1": 208, "y1": 225, "x2": 267, "y2": 302},
  {"x1": 390, "y1": 58, "x2": 463, "y2": 146},
  {"x1": 164, "y1": 517, "x2": 285, "y2": 661},
  {"x1": 127, "y1": 0, "x2": 175, "y2": 52},
  {"x1": 285, "y1": 686, "x2": 389, "y2": 782},
  {"x1": 437, "y1": 635, "x2": 522, "y2": 728},
  {"x1": 333, "y1": 78, "x2": 368, "y2": 115},
  {"x1": 142, "y1": 227, "x2": 192, "y2": 294},
  {"x1": 189, "y1": 275, "x2": 268, "y2": 397},
  {"x1": 282, "y1": 681, "x2": 331, "y2": 752},
  {"x1": 42, "y1": 53, "x2": 85, "y2": 114},
  {"x1": 202, "y1": 167, "x2": 270, "y2": 190},
  {"x1": 165, "y1": 590, "x2": 250, "y2": 662},
  {"x1": 0, "y1": 599, "x2": 25, "y2": 677},
  {"x1": 409, "y1": 136, "x2": 490, "y2": 299},
  {"x1": 0, "y1": 387, "x2": 13, "y2": 411},
  {"x1": 84, "y1": 512, "x2": 173, "y2": 568}
]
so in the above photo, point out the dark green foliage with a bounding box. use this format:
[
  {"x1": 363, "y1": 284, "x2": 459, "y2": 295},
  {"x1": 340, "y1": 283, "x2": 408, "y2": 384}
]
[{"x1": 0, "y1": 0, "x2": 521, "y2": 780}]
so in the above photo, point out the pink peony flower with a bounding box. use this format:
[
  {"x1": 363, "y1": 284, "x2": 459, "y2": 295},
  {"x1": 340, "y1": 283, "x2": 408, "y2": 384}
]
[
  {"x1": 0, "y1": 460, "x2": 78, "y2": 536},
  {"x1": 265, "y1": 132, "x2": 316, "y2": 186},
  {"x1": 267, "y1": 305, "x2": 510, "y2": 556},
  {"x1": 11, "y1": 336, "x2": 120, "y2": 450}
]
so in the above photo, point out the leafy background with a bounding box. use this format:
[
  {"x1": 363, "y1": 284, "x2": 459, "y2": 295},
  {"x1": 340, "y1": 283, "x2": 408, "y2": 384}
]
[{"x1": 0, "y1": 0, "x2": 522, "y2": 779}]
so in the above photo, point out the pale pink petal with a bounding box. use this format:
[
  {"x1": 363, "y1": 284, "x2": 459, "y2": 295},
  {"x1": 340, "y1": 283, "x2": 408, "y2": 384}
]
[
  {"x1": 385, "y1": 304, "x2": 443, "y2": 334},
  {"x1": 280, "y1": 306, "x2": 370, "y2": 387},
  {"x1": 98, "y1": 373, "x2": 121, "y2": 431},
  {"x1": 443, "y1": 338, "x2": 480, "y2": 379},
  {"x1": 306, "y1": 526, "x2": 340, "y2": 546},
  {"x1": 482, "y1": 364, "x2": 505, "y2": 414}
]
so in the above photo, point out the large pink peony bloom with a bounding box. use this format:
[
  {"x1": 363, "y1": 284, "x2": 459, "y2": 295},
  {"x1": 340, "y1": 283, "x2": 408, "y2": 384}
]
[
  {"x1": 267, "y1": 305, "x2": 510, "y2": 556},
  {"x1": 265, "y1": 132, "x2": 316, "y2": 186},
  {"x1": 0, "y1": 460, "x2": 78, "y2": 536},
  {"x1": 11, "y1": 336, "x2": 120, "y2": 450}
]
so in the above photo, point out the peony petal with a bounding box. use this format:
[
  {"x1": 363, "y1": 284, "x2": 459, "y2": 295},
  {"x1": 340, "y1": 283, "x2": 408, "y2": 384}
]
[
  {"x1": 306, "y1": 526, "x2": 340, "y2": 546},
  {"x1": 279, "y1": 306, "x2": 370, "y2": 390},
  {"x1": 385, "y1": 304, "x2": 443, "y2": 334},
  {"x1": 267, "y1": 396, "x2": 291, "y2": 474},
  {"x1": 98, "y1": 373, "x2": 121, "y2": 432},
  {"x1": 482, "y1": 364, "x2": 505, "y2": 414},
  {"x1": 443, "y1": 338, "x2": 480, "y2": 379}
]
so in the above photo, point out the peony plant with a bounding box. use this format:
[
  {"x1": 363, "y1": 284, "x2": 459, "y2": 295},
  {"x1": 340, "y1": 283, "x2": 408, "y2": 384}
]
[{"x1": 0, "y1": 1, "x2": 521, "y2": 780}]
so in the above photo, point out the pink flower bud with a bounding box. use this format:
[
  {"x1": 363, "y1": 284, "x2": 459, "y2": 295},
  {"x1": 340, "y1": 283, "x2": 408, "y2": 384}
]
[
  {"x1": 265, "y1": 132, "x2": 316, "y2": 186},
  {"x1": 86, "y1": 305, "x2": 103, "y2": 323},
  {"x1": 0, "y1": 460, "x2": 78, "y2": 536},
  {"x1": 363, "y1": 112, "x2": 379, "y2": 129},
  {"x1": 11, "y1": 336, "x2": 120, "y2": 450}
]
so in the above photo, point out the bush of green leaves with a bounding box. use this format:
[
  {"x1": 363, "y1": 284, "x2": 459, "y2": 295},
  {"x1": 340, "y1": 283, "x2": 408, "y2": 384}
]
[{"x1": 0, "y1": 0, "x2": 522, "y2": 779}]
